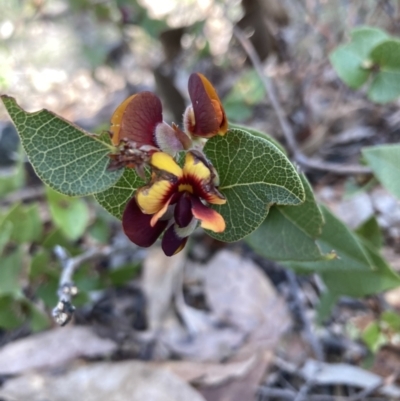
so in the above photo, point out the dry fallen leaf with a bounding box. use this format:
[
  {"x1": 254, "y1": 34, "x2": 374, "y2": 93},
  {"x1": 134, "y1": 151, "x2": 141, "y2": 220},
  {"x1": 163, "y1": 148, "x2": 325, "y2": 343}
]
[
  {"x1": 204, "y1": 250, "x2": 290, "y2": 342},
  {"x1": 302, "y1": 359, "x2": 400, "y2": 399},
  {"x1": 0, "y1": 326, "x2": 117, "y2": 375},
  {"x1": 0, "y1": 361, "x2": 207, "y2": 401}
]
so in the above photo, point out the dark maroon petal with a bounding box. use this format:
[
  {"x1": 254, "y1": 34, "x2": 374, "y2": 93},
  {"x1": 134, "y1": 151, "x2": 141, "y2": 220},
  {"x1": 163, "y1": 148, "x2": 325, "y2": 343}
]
[
  {"x1": 174, "y1": 193, "x2": 193, "y2": 228},
  {"x1": 122, "y1": 197, "x2": 168, "y2": 247},
  {"x1": 161, "y1": 224, "x2": 188, "y2": 256},
  {"x1": 119, "y1": 92, "x2": 162, "y2": 147},
  {"x1": 188, "y1": 73, "x2": 220, "y2": 136}
]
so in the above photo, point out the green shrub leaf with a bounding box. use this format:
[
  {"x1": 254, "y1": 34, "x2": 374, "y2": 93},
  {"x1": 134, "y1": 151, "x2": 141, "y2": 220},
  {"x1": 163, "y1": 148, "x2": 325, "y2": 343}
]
[
  {"x1": 46, "y1": 187, "x2": 90, "y2": 241},
  {"x1": 285, "y1": 207, "x2": 400, "y2": 297},
  {"x1": 285, "y1": 206, "x2": 373, "y2": 272},
  {"x1": 330, "y1": 27, "x2": 388, "y2": 89},
  {"x1": 368, "y1": 40, "x2": 400, "y2": 103},
  {"x1": 362, "y1": 144, "x2": 400, "y2": 199},
  {"x1": 246, "y1": 175, "x2": 327, "y2": 261},
  {"x1": 0, "y1": 248, "x2": 24, "y2": 298},
  {"x1": 204, "y1": 128, "x2": 305, "y2": 242},
  {"x1": 1, "y1": 95, "x2": 123, "y2": 196},
  {"x1": 2, "y1": 203, "x2": 43, "y2": 243},
  {"x1": 355, "y1": 216, "x2": 383, "y2": 249},
  {"x1": 94, "y1": 169, "x2": 146, "y2": 220},
  {"x1": 319, "y1": 238, "x2": 400, "y2": 297}
]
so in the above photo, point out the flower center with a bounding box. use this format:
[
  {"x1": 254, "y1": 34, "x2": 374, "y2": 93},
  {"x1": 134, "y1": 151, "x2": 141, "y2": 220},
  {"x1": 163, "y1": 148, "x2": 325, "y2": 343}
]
[{"x1": 178, "y1": 183, "x2": 193, "y2": 193}]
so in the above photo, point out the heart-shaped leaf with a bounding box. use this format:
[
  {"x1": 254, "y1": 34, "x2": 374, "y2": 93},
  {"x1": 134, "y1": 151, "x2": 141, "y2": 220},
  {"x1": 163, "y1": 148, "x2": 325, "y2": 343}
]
[
  {"x1": 368, "y1": 40, "x2": 400, "y2": 103},
  {"x1": 246, "y1": 174, "x2": 327, "y2": 261},
  {"x1": 362, "y1": 144, "x2": 400, "y2": 199},
  {"x1": 94, "y1": 169, "x2": 146, "y2": 220},
  {"x1": 330, "y1": 26, "x2": 388, "y2": 89},
  {"x1": 1, "y1": 96, "x2": 123, "y2": 196},
  {"x1": 204, "y1": 128, "x2": 305, "y2": 242}
]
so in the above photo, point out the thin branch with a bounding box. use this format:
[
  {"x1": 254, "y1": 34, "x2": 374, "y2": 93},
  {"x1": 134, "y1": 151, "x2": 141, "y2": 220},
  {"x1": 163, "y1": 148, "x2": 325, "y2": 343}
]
[
  {"x1": 285, "y1": 269, "x2": 325, "y2": 362},
  {"x1": 232, "y1": 26, "x2": 372, "y2": 176},
  {"x1": 52, "y1": 244, "x2": 133, "y2": 326}
]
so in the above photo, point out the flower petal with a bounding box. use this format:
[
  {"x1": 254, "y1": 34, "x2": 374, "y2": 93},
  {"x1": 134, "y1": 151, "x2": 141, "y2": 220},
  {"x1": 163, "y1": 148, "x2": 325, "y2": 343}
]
[
  {"x1": 183, "y1": 151, "x2": 226, "y2": 206},
  {"x1": 136, "y1": 180, "x2": 175, "y2": 215},
  {"x1": 150, "y1": 195, "x2": 173, "y2": 227},
  {"x1": 191, "y1": 196, "x2": 225, "y2": 233},
  {"x1": 161, "y1": 224, "x2": 189, "y2": 256},
  {"x1": 174, "y1": 193, "x2": 193, "y2": 228},
  {"x1": 110, "y1": 92, "x2": 162, "y2": 147},
  {"x1": 154, "y1": 122, "x2": 184, "y2": 156},
  {"x1": 123, "y1": 197, "x2": 168, "y2": 247},
  {"x1": 183, "y1": 150, "x2": 211, "y2": 181},
  {"x1": 187, "y1": 73, "x2": 228, "y2": 138},
  {"x1": 150, "y1": 152, "x2": 183, "y2": 178}
]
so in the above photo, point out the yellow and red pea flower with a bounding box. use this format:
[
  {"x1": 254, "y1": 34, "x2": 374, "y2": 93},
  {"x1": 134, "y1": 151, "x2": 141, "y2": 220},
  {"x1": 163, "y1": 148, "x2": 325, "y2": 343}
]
[
  {"x1": 122, "y1": 151, "x2": 226, "y2": 256},
  {"x1": 184, "y1": 73, "x2": 228, "y2": 139}
]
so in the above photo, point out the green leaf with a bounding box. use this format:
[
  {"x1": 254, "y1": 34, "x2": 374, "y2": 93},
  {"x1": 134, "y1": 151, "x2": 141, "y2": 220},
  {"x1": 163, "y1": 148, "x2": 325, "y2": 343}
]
[
  {"x1": 381, "y1": 311, "x2": 400, "y2": 331},
  {"x1": 286, "y1": 206, "x2": 373, "y2": 273},
  {"x1": 329, "y1": 26, "x2": 388, "y2": 89},
  {"x1": 0, "y1": 248, "x2": 24, "y2": 298},
  {"x1": 319, "y1": 238, "x2": 400, "y2": 297},
  {"x1": 286, "y1": 207, "x2": 400, "y2": 297},
  {"x1": 22, "y1": 298, "x2": 51, "y2": 332},
  {"x1": 330, "y1": 45, "x2": 371, "y2": 88},
  {"x1": 246, "y1": 174, "x2": 327, "y2": 261},
  {"x1": 41, "y1": 228, "x2": 80, "y2": 253},
  {"x1": 29, "y1": 249, "x2": 52, "y2": 279},
  {"x1": 362, "y1": 321, "x2": 386, "y2": 352},
  {"x1": 355, "y1": 216, "x2": 383, "y2": 249},
  {"x1": 0, "y1": 296, "x2": 25, "y2": 329},
  {"x1": 46, "y1": 187, "x2": 90, "y2": 241},
  {"x1": 94, "y1": 168, "x2": 146, "y2": 219},
  {"x1": 0, "y1": 220, "x2": 12, "y2": 255},
  {"x1": 4, "y1": 203, "x2": 43, "y2": 243},
  {"x1": 368, "y1": 40, "x2": 400, "y2": 103},
  {"x1": 350, "y1": 27, "x2": 389, "y2": 59},
  {"x1": 0, "y1": 147, "x2": 25, "y2": 198},
  {"x1": 108, "y1": 263, "x2": 141, "y2": 286},
  {"x1": 362, "y1": 144, "x2": 400, "y2": 199},
  {"x1": 88, "y1": 212, "x2": 112, "y2": 244},
  {"x1": 1, "y1": 95, "x2": 123, "y2": 196},
  {"x1": 204, "y1": 128, "x2": 305, "y2": 242},
  {"x1": 277, "y1": 175, "x2": 324, "y2": 238}
]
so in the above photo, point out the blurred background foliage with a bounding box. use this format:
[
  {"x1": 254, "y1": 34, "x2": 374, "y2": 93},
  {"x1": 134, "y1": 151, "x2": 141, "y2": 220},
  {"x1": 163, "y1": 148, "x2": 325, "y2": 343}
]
[{"x1": 1, "y1": 0, "x2": 400, "y2": 353}]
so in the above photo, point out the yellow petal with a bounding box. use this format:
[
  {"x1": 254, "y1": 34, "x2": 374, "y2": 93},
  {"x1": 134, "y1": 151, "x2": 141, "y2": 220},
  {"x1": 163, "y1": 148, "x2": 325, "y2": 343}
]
[
  {"x1": 183, "y1": 151, "x2": 211, "y2": 181},
  {"x1": 151, "y1": 152, "x2": 183, "y2": 178},
  {"x1": 136, "y1": 180, "x2": 174, "y2": 215},
  {"x1": 150, "y1": 196, "x2": 173, "y2": 227}
]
